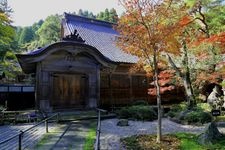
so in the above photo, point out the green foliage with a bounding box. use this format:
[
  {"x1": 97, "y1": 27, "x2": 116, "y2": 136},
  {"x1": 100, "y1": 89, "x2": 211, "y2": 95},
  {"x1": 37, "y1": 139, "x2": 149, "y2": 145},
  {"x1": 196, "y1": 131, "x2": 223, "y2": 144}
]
[
  {"x1": 0, "y1": 0, "x2": 15, "y2": 60},
  {"x1": 167, "y1": 102, "x2": 187, "y2": 118},
  {"x1": 196, "y1": 103, "x2": 211, "y2": 112},
  {"x1": 122, "y1": 133, "x2": 225, "y2": 150},
  {"x1": 175, "y1": 133, "x2": 205, "y2": 150},
  {"x1": 18, "y1": 26, "x2": 34, "y2": 45},
  {"x1": 96, "y1": 8, "x2": 118, "y2": 23},
  {"x1": 121, "y1": 135, "x2": 142, "y2": 150},
  {"x1": 0, "y1": 51, "x2": 22, "y2": 81},
  {"x1": 117, "y1": 105, "x2": 157, "y2": 121},
  {"x1": 37, "y1": 14, "x2": 61, "y2": 46},
  {"x1": 109, "y1": 8, "x2": 118, "y2": 23},
  {"x1": 183, "y1": 111, "x2": 212, "y2": 124},
  {"x1": 132, "y1": 100, "x2": 149, "y2": 106},
  {"x1": 83, "y1": 122, "x2": 96, "y2": 150},
  {"x1": 77, "y1": 9, "x2": 96, "y2": 19},
  {"x1": 204, "y1": 0, "x2": 225, "y2": 34},
  {"x1": 168, "y1": 103, "x2": 213, "y2": 124}
]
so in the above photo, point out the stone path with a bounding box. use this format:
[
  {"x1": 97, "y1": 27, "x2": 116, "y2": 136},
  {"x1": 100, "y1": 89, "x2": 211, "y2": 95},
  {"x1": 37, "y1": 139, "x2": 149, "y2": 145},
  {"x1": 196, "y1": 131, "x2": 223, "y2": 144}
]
[
  {"x1": 100, "y1": 118, "x2": 225, "y2": 150},
  {"x1": 35, "y1": 120, "x2": 93, "y2": 150}
]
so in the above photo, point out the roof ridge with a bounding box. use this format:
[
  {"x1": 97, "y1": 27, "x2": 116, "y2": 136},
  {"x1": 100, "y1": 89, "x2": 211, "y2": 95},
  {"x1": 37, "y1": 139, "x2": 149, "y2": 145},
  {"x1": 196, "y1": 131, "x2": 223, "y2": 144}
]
[{"x1": 63, "y1": 12, "x2": 116, "y2": 28}]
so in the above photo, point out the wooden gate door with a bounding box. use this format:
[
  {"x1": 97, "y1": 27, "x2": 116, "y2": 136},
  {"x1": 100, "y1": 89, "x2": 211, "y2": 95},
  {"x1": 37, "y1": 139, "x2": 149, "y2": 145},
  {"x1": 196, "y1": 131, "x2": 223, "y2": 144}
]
[{"x1": 52, "y1": 74, "x2": 86, "y2": 109}]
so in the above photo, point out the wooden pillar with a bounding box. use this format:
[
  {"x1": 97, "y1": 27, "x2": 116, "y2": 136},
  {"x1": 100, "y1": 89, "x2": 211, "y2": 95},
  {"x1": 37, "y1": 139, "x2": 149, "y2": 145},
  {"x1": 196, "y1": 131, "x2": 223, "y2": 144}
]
[
  {"x1": 96, "y1": 65, "x2": 100, "y2": 107},
  {"x1": 109, "y1": 73, "x2": 113, "y2": 110},
  {"x1": 129, "y1": 74, "x2": 133, "y2": 103},
  {"x1": 35, "y1": 62, "x2": 41, "y2": 110}
]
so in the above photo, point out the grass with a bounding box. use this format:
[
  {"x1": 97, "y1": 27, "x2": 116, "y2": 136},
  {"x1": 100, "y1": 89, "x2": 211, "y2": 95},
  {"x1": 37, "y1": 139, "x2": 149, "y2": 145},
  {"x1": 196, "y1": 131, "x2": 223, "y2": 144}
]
[
  {"x1": 35, "y1": 128, "x2": 59, "y2": 148},
  {"x1": 122, "y1": 133, "x2": 225, "y2": 150},
  {"x1": 176, "y1": 133, "x2": 204, "y2": 150},
  {"x1": 83, "y1": 121, "x2": 97, "y2": 150},
  {"x1": 215, "y1": 115, "x2": 225, "y2": 122}
]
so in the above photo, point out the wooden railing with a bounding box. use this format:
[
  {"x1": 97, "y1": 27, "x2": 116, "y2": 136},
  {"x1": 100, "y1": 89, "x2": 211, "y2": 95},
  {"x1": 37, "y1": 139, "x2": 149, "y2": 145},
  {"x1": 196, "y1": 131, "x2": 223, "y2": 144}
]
[
  {"x1": 95, "y1": 108, "x2": 107, "y2": 150},
  {"x1": 0, "y1": 113, "x2": 59, "y2": 150}
]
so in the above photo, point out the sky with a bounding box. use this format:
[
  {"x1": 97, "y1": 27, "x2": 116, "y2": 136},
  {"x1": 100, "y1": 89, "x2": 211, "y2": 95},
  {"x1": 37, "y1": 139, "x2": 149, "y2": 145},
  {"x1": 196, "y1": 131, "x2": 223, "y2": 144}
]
[{"x1": 8, "y1": 0, "x2": 124, "y2": 27}]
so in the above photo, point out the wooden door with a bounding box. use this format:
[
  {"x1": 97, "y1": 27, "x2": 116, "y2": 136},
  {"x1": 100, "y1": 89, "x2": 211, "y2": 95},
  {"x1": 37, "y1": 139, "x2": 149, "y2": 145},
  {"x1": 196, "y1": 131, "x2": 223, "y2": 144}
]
[{"x1": 51, "y1": 74, "x2": 86, "y2": 108}]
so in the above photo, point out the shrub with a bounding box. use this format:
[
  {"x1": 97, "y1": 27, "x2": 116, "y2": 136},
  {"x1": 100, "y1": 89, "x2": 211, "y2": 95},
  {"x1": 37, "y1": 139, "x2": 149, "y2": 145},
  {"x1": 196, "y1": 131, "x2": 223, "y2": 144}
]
[
  {"x1": 117, "y1": 105, "x2": 157, "y2": 121},
  {"x1": 132, "y1": 100, "x2": 149, "y2": 106},
  {"x1": 117, "y1": 107, "x2": 131, "y2": 119},
  {"x1": 167, "y1": 102, "x2": 187, "y2": 118},
  {"x1": 184, "y1": 111, "x2": 212, "y2": 124},
  {"x1": 196, "y1": 103, "x2": 212, "y2": 112},
  {"x1": 167, "y1": 102, "x2": 213, "y2": 124}
]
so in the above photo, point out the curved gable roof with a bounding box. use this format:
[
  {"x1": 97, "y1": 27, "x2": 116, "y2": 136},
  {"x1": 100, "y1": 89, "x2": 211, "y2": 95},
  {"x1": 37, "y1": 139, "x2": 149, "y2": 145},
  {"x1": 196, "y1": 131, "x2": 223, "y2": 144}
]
[
  {"x1": 16, "y1": 42, "x2": 116, "y2": 73},
  {"x1": 62, "y1": 13, "x2": 138, "y2": 63}
]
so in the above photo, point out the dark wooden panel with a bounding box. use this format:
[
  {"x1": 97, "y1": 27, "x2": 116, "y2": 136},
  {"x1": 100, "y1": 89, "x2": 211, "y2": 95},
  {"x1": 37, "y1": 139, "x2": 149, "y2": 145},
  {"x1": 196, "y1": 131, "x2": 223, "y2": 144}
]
[
  {"x1": 132, "y1": 75, "x2": 149, "y2": 99},
  {"x1": 51, "y1": 74, "x2": 85, "y2": 108}
]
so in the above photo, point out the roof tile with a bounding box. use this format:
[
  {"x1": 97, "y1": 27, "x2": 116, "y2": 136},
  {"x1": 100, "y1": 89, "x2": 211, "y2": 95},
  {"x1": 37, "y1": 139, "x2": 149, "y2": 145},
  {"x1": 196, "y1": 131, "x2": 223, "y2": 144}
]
[{"x1": 63, "y1": 13, "x2": 138, "y2": 63}]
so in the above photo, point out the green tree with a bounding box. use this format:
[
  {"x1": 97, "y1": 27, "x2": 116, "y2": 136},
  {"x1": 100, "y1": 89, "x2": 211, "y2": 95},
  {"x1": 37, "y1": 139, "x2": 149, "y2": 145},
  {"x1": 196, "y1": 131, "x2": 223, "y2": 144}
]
[
  {"x1": 32, "y1": 19, "x2": 43, "y2": 38},
  {"x1": 0, "y1": 0, "x2": 15, "y2": 60},
  {"x1": 109, "y1": 8, "x2": 118, "y2": 23},
  {"x1": 189, "y1": 0, "x2": 225, "y2": 93},
  {"x1": 83, "y1": 10, "x2": 89, "y2": 17},
  {"x1": 18, "y1": 26, "x2": 34, "y2": 45},
  {"x1": 97, "y1": 8, "x2": 118, "y2": 23},
  {"x1": 103, "y1": 8, "x2": 110, "y2": 21},
  {"x1": 96, "y1": 12, "x2": 104, "y2": 20},
  {"x1": 166, "y1": 0, "x2": 225, "y2": 108},
  {"x1": 88, "y1": 12, "x2": 96, "y2": 19},
  {"x1": 36, "y1": 14, "x2": 61, "y2": 46},
  {"x1": 78, "y1": 9, "x2": 84, "y2": 16}
]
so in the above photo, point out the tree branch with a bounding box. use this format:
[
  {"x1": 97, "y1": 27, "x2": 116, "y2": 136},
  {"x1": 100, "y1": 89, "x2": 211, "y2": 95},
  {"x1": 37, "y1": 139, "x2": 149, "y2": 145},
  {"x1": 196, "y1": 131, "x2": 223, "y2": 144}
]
[{"x1": 166, "y1": 53, "x2": 183, "y2": 78}]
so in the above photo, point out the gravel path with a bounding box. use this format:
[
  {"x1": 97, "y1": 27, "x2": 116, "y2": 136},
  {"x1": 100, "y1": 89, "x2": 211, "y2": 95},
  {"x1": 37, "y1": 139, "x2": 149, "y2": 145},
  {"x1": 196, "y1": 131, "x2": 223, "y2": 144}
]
[{"x1": 100, "y1": 118, "x2": 207, "y2": 150}]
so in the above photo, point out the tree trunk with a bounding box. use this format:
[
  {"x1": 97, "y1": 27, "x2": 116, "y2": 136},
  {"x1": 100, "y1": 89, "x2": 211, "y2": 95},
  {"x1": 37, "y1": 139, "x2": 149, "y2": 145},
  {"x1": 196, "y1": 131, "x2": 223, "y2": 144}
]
[
  {"x1": 182, "y1": 39, "x2": 196, "y2": 108},
  {"x1": 153, "y1": 48, "x2": 162, "y2": 143},
  {"x1": 167, "y1": 51, "x2": 196, "y2": 109},
  {"x1": 183, "y1": 74, "x2": 195, "y2": 109}
]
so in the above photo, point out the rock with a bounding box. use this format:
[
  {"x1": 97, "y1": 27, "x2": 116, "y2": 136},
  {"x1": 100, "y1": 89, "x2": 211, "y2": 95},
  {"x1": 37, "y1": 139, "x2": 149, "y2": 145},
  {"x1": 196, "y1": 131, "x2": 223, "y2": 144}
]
[
  {"x1": 207, "y1": 85, "x2": 222, "y2": 109},
  {"x1": 198, "y1": 122, "x2": 223, "y2": 145},
  {"x1": 117, "y1": 119, "x2": 129, "y2": 126}
]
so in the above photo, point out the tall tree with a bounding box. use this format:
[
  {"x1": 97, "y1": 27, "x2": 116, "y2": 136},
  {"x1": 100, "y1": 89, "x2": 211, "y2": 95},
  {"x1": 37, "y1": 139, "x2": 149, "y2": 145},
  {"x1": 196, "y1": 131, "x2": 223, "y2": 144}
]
[
  {"x1": 78, "y1": 9, "x2": 84, "y2": 16},
  {"x1": 0, "y1": 0, "x2": 15, "y2": 60},
  {"x1": 96, "y1": 12, "x2": 104, "y2": 20},
  {"x1": 117, "y1": 0, "x2": 189, "y2": 142},
  {"x1": 109, "y1": 8, "x2": 118, "y2": 23},
  {"x1": 103, "y1": 8, "x2": 110, "y2": 21},
  {"x1": 36, "y1": 14, "x2": 61, "y2": 46},
  {"x1": 170, "y1": 0, "x2": 225, "y2": 100},
  {"x1": 97, "y1": 8, "x2": 118, "y2": 23},
  {"x1": 18, "y1": 26, "x2": 34, "y2": 45},
  {"x1": 165, "y1": 0, "x2": 225, "y2": 108}
]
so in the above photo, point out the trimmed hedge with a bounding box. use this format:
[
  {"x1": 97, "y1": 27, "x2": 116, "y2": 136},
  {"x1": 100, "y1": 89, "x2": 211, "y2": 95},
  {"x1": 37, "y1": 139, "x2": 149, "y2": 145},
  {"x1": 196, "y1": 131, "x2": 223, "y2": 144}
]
[{"x1": 117, "y1": 105, "x2": 157, "y2": 121}]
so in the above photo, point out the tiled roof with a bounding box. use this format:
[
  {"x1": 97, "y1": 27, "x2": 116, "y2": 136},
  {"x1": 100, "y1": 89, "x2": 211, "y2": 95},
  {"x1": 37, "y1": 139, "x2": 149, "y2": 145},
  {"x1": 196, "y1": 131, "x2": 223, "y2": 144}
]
[{"x1": 62, "y1": 13, "x2": 138, "y2": 63}]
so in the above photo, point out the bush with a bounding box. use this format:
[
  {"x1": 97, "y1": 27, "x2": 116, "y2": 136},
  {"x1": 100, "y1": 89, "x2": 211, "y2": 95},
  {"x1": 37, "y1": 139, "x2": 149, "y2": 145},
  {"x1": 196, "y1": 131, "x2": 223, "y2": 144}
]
[
  {"x1": 117, "y1": 105, "x2": 157, "y2": 121},
  {"x1": 132, "y1": 100, "x2": 149, "y2": 106},
  {"x1": 167, "y1": 102, "x2": 187, "y2": 118},
  {"x1": 196, "y1": 103, "x2": 212, "y2": 112},
  {"x1": 167, "y1": 102, "x2": 213, "y2": 124},
  {"x1": 184, "y1": 111, "x2": 212, "y2": 124}
]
